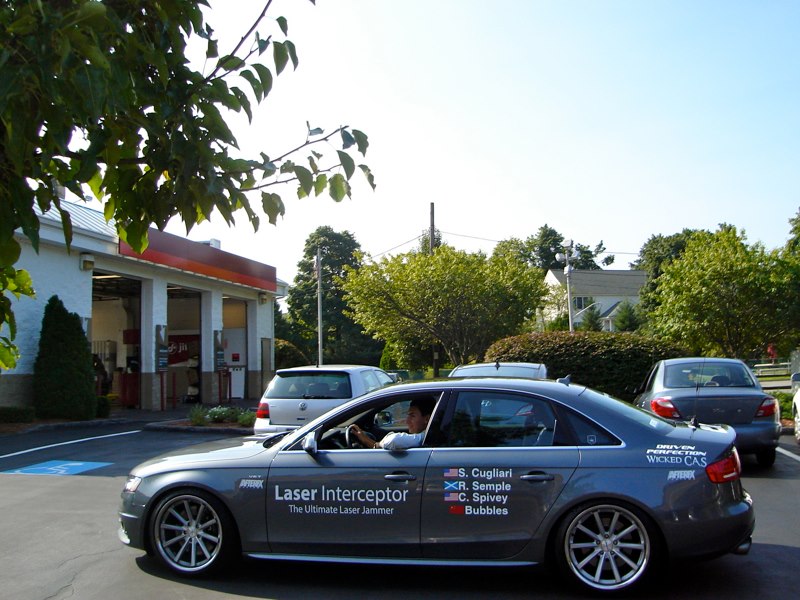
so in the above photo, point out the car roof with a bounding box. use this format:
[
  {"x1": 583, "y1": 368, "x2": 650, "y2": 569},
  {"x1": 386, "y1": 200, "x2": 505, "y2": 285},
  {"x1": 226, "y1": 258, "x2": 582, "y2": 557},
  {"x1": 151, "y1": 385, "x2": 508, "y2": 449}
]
[
  {"x1": 275, "y1": 364, "x2": 384, "y2": 374},
  {"x1": 660, "y1": 357, "x2": 746, "y2": 366},
  {"x1": 454, "y1": 361, "x2": 545, "y2": 369}
]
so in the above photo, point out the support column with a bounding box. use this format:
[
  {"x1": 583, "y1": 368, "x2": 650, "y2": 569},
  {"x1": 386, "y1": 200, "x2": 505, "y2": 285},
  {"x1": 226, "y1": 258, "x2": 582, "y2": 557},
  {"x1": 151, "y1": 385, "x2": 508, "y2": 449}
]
[
  {"x1": 139, "y1": 278, "x2": 168, "y2": 410},
  {"x1": 247, "y1": 296, "x2": 273, "y2": 399},
  {"x1": 200, "y1": 290, "x2": 224, "y2": 405}
]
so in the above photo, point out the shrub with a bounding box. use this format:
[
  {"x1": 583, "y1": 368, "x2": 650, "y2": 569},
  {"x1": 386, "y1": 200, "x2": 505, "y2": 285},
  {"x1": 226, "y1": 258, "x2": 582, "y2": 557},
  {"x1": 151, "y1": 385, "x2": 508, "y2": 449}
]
[
  {"x1": 486, "y1": 331, "x2": 687, "y2": 401},
  {"x1": 207, "y1": 405, "x2": 240, "y2": 423},
  {"x1": 238, "y1": 410, "x2": 256, "y2": 427},
  {"x1": 188, "y1": 404, "x2": 207, "y2": 425},
  {"x1": 0, "y1": 406, "x2": 36, "y2": 423},
  {"x1": 33, "y1": 296, "x2": 96, "y2": 420},
  {"x1": 772, "y1": 391, "x2": 793, "y2": 420},
  {"x1": 96, "y1": 396, "x2": 111, "y2": 418}
]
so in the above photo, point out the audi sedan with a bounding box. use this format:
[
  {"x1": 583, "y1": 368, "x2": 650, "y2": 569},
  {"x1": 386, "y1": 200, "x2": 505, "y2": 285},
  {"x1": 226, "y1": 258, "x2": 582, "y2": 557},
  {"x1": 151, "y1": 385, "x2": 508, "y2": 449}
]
[
  {"x1": 633, "y1": 357, "x2": 781, "y2": 467},
  {"x1": 119, "y1": 378, "x2": 754, "y2": 594}
]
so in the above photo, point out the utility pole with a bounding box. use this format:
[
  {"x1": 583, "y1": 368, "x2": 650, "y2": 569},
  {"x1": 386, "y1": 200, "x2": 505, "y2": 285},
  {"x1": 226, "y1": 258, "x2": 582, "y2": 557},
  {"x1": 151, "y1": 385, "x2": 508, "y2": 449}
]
[{"x1": 316, "y1": 246, "x2": 323, "y2": 365}]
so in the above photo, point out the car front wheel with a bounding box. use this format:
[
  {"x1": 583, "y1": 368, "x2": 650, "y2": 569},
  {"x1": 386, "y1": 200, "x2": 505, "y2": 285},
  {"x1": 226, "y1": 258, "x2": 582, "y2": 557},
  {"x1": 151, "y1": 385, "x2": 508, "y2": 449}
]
[
  {"x1": 150, "y1": 489, "x2": 238, "y2": 576},
  {"x1": 556, "y1": 502, "x2": 656, "y2": 593}
]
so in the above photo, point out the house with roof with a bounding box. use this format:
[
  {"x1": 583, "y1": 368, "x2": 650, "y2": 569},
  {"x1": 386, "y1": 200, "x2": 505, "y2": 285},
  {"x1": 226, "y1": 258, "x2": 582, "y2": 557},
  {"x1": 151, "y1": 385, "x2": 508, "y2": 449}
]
[
  {"x1": 3, "y1": 199, "x2": 287, "y2": 411},
  {"x1": 544, "y1": 269, "x2": 647, "y2": 331}
]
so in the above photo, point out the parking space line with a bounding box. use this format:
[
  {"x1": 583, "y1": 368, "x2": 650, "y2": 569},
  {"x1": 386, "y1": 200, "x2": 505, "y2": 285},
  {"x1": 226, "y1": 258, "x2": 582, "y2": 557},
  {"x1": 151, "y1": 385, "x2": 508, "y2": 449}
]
[
  {"x1": 777, "y1": 447, "x2": 800, "y2": 464},
  {"x1": 0, "y1": 430, "x2": 141, "y2": 460}
]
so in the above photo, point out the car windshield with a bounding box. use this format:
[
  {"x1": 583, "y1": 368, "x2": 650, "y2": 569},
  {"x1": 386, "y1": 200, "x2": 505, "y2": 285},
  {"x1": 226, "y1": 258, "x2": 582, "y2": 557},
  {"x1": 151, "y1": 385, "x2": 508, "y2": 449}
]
[
  {"x1": 664, "y1": 362, "x2": 756, "y2": 388},
  {"x1": 265, "y1": 372, "x2": 352, "y2": 399}
]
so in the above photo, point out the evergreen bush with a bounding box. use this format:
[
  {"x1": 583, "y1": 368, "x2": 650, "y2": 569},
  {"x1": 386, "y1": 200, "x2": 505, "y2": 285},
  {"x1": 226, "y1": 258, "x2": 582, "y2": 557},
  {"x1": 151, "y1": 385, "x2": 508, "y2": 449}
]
[
  {"x1": 486, "y1": 331, "x2": 686, "y2": 401},
  {"x1": 0, "y1": 406, "x2": 36, "y2": 423},
  {"x1": 33, "y1": 296, "x2": 96, "y2": 420}
]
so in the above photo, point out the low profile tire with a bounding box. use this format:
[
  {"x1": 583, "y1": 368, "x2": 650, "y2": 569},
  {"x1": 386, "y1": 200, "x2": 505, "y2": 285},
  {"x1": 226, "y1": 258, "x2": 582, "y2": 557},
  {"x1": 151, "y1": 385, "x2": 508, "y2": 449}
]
[
  {"x1": 556, "y1": 502, "x2": 656, "y2": 594},
  {"x1": 756, "y1": 448, "x2": 776, "y2": 468},
  {"x1": 150, "y1": 489, "x2": 239, "y2": 576}
]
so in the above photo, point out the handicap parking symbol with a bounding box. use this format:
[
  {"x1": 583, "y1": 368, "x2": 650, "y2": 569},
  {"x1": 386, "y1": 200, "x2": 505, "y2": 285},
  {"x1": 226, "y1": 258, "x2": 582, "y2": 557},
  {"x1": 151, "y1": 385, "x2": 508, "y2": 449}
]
[{"x1": 2, "y1": 460, "x2": 112, "y2": 475}]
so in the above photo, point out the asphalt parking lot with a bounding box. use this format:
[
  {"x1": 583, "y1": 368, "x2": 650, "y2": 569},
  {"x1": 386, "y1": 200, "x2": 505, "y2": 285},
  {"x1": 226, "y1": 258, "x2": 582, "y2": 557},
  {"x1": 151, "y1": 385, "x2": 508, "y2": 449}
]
[{"x1": 0, "y1": 420, "x2": 798, "y2": 600}]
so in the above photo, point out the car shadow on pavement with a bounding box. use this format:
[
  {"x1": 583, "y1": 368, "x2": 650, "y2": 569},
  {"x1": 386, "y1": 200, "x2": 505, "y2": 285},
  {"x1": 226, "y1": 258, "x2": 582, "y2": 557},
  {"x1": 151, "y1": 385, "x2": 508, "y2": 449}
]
[{"x1": 133, "y1": 542, "x2": 795, "y2": 600}]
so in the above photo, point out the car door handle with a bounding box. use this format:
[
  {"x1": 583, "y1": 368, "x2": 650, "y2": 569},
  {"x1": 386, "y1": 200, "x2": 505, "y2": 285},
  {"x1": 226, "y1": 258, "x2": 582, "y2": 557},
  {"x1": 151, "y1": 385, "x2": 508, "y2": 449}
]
[
  {"x1": 384, "y1": 473, "x2": 417, "y2": 482},
  {"x1": 520, "y1": 472, "x2": 555, "y2": 482}
]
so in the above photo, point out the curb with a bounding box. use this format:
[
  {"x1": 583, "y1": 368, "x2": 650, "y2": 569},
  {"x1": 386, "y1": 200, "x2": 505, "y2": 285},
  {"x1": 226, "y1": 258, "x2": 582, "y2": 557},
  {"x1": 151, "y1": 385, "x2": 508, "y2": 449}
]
[{"x1": 143, "y1": 420, "x2": 252, "y2": 435}]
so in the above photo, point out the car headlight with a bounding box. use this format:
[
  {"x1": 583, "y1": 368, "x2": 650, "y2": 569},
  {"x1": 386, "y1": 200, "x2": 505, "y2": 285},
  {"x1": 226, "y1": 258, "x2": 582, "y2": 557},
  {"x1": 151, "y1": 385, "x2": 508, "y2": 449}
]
[{"x1": 123, "y1": 475, "x2": 142, "y2": 493}]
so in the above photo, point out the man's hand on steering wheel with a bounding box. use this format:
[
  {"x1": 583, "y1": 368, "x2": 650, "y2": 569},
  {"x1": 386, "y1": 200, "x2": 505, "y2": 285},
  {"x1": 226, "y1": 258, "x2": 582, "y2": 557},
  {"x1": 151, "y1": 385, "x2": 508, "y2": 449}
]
[{"x1": 347, "y1": 423, "x2": 377, "y2": 448}]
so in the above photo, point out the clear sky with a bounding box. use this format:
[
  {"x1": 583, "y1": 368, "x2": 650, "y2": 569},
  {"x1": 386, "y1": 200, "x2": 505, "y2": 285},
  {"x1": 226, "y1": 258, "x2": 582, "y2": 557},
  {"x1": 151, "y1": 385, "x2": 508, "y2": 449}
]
[{"x1": 164, "y1": 0, "x2": 800, "y2": 285}]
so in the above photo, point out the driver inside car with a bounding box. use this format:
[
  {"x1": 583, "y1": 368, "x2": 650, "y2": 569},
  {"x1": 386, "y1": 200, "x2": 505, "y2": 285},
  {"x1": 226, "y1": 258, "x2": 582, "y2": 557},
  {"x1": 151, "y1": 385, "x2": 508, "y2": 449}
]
[{"x1": 348, "y1": 397, "x2": 435, "y2": 450}]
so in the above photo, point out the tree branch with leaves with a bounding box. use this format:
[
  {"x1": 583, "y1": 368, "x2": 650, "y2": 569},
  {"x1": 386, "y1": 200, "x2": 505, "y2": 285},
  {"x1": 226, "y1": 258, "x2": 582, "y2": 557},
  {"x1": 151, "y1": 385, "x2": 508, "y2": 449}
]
[{"x1": 0, "y1": 0, "x2": 375, "y2": 369}]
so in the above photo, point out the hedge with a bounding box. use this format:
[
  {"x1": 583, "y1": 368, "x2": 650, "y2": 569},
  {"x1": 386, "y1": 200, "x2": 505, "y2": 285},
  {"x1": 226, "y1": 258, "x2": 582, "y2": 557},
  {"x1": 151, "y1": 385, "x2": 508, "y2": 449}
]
[{"x1": 485, "y1": 331, "x2": 687, "y2": 401}]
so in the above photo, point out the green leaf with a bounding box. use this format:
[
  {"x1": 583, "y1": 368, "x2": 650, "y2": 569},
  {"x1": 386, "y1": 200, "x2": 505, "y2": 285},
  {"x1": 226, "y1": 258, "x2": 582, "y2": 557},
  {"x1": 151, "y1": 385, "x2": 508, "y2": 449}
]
[
  {"x1": 206, "y1": 39, "x2": 219, "y2": 58},
  {"x1": 277, "y1": 16, "x2": 289, "y2": 36},
  {"x1": 261, "y1": 192, "x2": 285, "y2": 225},
  {"x1": 337, "y1": 151, "x2": 355, "y2": 180},
  {"x1": 353, "y1": 130, "x2": 369, "y2": 155},
  {"x1": 329, "y1": 174, "x2": 349, "y2": 202},
  {"x1": 256, "y1": 34, "x2": 270, "y2": 55},
  {"x1": 285, "y1": 40, "x2": 299, "y2": 69},
  {"x1": 341, "y1": 129, "x2": 355, "y2": 149},
  {"x1": 0, "y1": 238, "x2": 21, "y2": 267},
  {"x1": 251, "y1": 63, "x2": 273, "y2": 98},
  {"x1": 314, "y1": 174, "x2": 328, "y2": 197},
  {"x1": 239, "y1": 69, "x2": 263, "y2": 102},
  {"x1": 359, "y1": 164, "x2": 376, "y2": 190},
  {"x1": 294, "y1": 165, "x2": 313, "y2": 197},
  {"x1": 273, "y1": 42, "x2": 289, "y2": 75},
  {"x1": 87, "y1": 170, "x2": 104, "y2": 199},
  {"x1": 218, "y1": 55, "x2": 245, "y2": 71}
]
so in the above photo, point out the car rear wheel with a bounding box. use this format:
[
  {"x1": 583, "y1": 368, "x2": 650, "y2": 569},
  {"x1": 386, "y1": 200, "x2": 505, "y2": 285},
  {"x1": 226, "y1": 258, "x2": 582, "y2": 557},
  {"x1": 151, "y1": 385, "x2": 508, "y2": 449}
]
[
  {"x1": 556, "y1": 502, "x2": 655, "y2": 593},
  {"x1": 756, "y1": 448, "x2": 776, "y2": 467},
  {"x1": 150, "y1": 489, "x2": 238, "y2": 576}
]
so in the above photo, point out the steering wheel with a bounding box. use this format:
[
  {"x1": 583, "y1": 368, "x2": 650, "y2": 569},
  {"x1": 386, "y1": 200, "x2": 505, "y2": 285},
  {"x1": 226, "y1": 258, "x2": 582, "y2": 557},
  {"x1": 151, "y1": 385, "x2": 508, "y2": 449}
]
[{"x1": 346, "y1": 424, "x2": 375, "y2": 448}]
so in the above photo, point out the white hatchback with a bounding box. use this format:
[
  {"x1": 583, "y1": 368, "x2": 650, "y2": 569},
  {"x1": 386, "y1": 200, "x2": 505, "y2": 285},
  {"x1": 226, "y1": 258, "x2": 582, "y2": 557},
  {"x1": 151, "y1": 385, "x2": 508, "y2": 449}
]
[{"x1": 254, "y1": 365, "x2": 395, "y2": 434}]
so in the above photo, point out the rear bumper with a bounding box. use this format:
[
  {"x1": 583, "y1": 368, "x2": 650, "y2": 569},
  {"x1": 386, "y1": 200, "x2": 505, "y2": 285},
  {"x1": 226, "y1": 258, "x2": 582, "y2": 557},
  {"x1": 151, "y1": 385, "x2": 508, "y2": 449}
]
[
  {"x1": 253, "y1": 419, "x2": 299, "y2": 434},
  {"x1": 731, "y1": 422, "x2": 781, "y2": 453}
]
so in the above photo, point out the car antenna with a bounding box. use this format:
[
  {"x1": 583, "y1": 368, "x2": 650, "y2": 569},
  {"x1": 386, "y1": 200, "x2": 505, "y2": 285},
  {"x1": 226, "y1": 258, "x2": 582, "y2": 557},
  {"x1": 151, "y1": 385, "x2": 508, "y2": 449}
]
[
  {"x1": 557, "y1": 374, "x2": 571, "y2": 386},
  {"x1": 494, "y1": 360, "x2": 501, "y2": 370}
]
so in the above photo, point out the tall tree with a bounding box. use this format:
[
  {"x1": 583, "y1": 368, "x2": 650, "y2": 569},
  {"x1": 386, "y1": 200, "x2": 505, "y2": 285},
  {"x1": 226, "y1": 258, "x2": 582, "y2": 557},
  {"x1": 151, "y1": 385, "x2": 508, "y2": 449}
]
[
  {"x1": 577, "y1": 300, "x2": 603, "y2": 331},
  {"x1": 288, "y1": 227, "x2": 382, "y2": 364},
  {"x1": 342, "y1": 246, "x2": 547, "y2": 366},
  {"x1": 495, "y1": 224, "x2": 613, "y2": 272},
  {"x1": 632, "y1": 229, "x2": 701, "y2": 318},
  {"x1": 650, "y1": 226, "x2": 795, "y2": 357},
  {"x1": 612, "y1": 300, "x2": 641, "y2": 332},
  {"x1": 0, "y1": 0, "x2": 374, "y2": 368}
]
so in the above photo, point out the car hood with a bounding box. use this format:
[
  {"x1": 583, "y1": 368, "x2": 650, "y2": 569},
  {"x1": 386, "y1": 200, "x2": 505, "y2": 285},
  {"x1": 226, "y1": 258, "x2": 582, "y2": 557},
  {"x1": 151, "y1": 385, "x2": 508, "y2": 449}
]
[{"x1": 131, "y1": 435, "x2": 273, "y2": 477}]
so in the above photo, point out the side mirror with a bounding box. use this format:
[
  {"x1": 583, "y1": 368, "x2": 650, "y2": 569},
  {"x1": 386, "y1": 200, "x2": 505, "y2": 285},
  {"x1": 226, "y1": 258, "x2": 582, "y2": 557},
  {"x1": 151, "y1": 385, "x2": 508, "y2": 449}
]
[
  {"x1": 375, "y1": 410, "x2": 393, "y2": 426},
  {"x1": 302, "y1": 431, "x2": 318, "y2": 455}
]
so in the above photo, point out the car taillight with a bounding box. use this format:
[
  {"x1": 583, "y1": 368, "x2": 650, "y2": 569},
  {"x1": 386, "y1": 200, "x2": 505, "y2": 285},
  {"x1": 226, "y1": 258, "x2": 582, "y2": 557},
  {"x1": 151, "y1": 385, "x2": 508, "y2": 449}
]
[
  {"x1": 755, "y1": 396, "x2": 778, "y2": 418},
  {"x1": 255, "y1": 401, "x2": 270, "y2": 419},
  {"x1": 706, "y1": 448, "x2": 741, "y2": 483},
  {"x1": 650, "y1": 397, "x2": 682, "y2": 419}
]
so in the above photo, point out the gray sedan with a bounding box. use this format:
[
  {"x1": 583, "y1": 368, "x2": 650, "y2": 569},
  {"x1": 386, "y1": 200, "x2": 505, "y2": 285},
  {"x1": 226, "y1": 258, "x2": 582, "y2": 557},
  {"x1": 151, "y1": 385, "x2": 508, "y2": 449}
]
[
  {"x1": 633, "y1": 357, "x2": 781, "y2": 466},
  {"x1": 119, "y1": 378, "x2": 754, "y2": 594}
]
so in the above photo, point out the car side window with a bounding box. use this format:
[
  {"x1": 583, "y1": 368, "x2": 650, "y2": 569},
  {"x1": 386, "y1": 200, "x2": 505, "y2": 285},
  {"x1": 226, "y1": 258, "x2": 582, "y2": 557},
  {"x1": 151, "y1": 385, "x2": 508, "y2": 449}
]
[
  {"x1": 560, "y1": 409, "x2": 621, "y2": 446},
  {"x1": 445, "y1": 391, "x2": 557, "y2": 448},
  {"x1": 374, "y1": 370, "x2": 394, "y2": 387},
  {"x1": 360, "y1": 369, "x2": 381, "y2": 393}
]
